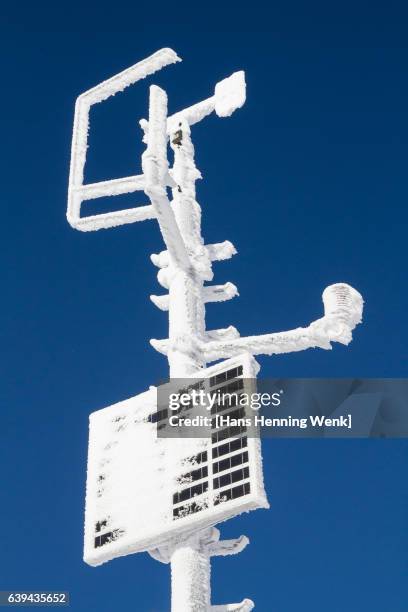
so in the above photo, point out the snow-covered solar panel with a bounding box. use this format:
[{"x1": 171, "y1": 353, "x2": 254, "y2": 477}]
[{"x1": 84, "y1": 354, "x2": 268, "y2": 566}]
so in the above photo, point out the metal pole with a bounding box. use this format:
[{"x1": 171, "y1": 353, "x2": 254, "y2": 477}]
[
  {"x1": 171, "y1": 539, "x2": 211, "y2": 612},
  {"x1": 143, "y1": 85, "x2": 212, "y2": 608},
  {"x1": 167, "y1": 117, "x2": 207, "y2": 378},
  {"x1": 167, "y1": 119, "x2": 212, "y2": 610}
]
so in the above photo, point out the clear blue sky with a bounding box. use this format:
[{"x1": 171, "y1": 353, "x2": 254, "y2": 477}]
[{"x1": 1, "y1": 3, "x2": 407, "y2": 611}]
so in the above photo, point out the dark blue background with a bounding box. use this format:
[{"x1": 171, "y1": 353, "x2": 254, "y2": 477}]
[{"x1": 1, "y1": 3, "x2": 407, "y2": 611}]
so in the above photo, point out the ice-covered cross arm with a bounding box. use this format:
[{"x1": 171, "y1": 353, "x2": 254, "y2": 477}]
[
  {"x1": 211, "y1": 601, "x2": 254, "y2": 612},
  {"x1": 67, "y1": 48, "x2": 181, "y2": 232},
  {"x1": 140, "y1": 70, "x2": 246, "y2": 139},
  {"x1": 148, "y1": 528, "x2": 255, "y2": 611},
  {"x1": 140, "y1": 76, "x2": 247, "y2": 276},
  {"x1": 202, "y1": 282, "x2": 363, "y2": 359},
  {"x1": 150, "y1": 283, "x2": 363, "y2": 362}
]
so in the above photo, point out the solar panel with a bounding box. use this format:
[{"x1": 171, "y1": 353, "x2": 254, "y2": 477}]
[{"x1": 84, "y1": 354, "x2": 268, "y2": 566}]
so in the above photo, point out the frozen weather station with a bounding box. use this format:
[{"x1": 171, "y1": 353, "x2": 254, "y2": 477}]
[{"x1": 67, "y1": 48, "x2": 364, "y2": 611}]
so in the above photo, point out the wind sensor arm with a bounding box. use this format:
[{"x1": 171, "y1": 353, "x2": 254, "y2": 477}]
[
  {"x1": 201, "y1": 283, "x2": 363, "y2": 360},
  {"x1": 139, "y1": 71, "x2": 246, "y2": 139},
  {"x1": 151, "y1": 283, "x2": 364, "y2": 360}
]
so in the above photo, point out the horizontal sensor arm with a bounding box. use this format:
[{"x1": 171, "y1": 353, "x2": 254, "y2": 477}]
[
  {"x1": 211, "y1": 600, "x2": 255, "y2": 612},
  {"x1": 150, "y1": 284, "x2": 363, "y2": 361},
  {"x1": 140, "y1": 72, "x2": 246, "y2": 138},
  {"x1": 201, "y1": 284, "x2": 363, "y2": 361}
]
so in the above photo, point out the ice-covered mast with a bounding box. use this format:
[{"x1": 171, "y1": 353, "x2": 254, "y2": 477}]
[{"x1": 67, "y1": 48, "x2": 363, "y2": 611}]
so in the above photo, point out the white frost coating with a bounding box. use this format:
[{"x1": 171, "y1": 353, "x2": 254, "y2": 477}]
[
  {"x1": 150, "y1": 241, "x2": 237, "y2": 269},
  {"x1": 205, "y1": 240, "x2": 237, "y2": 261},
  {"x1": 73, "y1": 205, "x2": 156, "y2": 232},
  {"x1": 214, "y1": 71, "x2": 246, "y2": 117},
  {"x1": 150, "y1": 283, "x2": 238, "y2": 312},
  {"x1": 207, "y1": 534, "x2": 249, "y2": 557},
  {"x1": 151, "y1": 72, "x2": 245, "y2": 133},
  {"x1": 78, "y1": 175, "x2": 146, "y2": 200},
  {"x1": 203, "y1": 282, "x2": 239, "y2": 303},
  {"x1": 150, "y1": 294, "x2": 170, "y2": 311},
  {"x1": 322, "y1": 282, "x2": 363, "y2": 327},
  {"x1": 205, "y1": 326, "x2": 240, "y2": 341},
  {"x1": 200, "y1": 283, "x2": 363, "y2": 361},
  {"x1": 79, "y1": 48, "x2": 180, "y2": 106},
  {"x1": 73, "y1": 51, "x2": 364, "y2": 611},
  {"x1": 212, "y1": 600, "x2": 255, "y2": 612},
  {"x1": 141, "y1": 77, "x2": 363, "y2": 372},
  {"x1": 149, "y1": 338, "x2": 169, "y2": 354},
  {"x1": 68, "y1": 48, "x2": 180, "y2": 231},
  {"x1": 84, "y1": 355, "x2": 268, "y2": 569},
  {"x1": 84, "y1": 388, "x2": 210, "y2": 566},
  {"x1": 150, "y1": 527, "x2": 249, "y2": 563},
  {"x1": 147, "y1": 93, "x2": 363, "y2": 372},
  {"x1": 142, "y1": 85, "x2": 191, "y2": 273},
  {"x1": 151, "y1": 283, "x2": 362, "y2": 362},
  {"x1": 159, "y1": 530, "x2": 254, "y2": 610},
  {"x1": 165, "y1": 116, "x2": 209, "y2": 376},
  {"x1": 168, "y1": 97, "x2": 217, "y2": 133},
  {"x1": 171, "y1": 540, "x2": 211, "y2": 612}
]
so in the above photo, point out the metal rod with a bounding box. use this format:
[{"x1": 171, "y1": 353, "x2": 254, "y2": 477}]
[
  {"x1": 171, "y1": 541, "x2": 211, "y2": 612},
  {"x1": 166, "y1": 114, "x2": 211, "y2": 609}
]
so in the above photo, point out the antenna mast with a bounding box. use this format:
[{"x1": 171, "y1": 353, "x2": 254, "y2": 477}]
[{"x1": 68, "y1": 48, "x2": 363, "y2": 612}]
